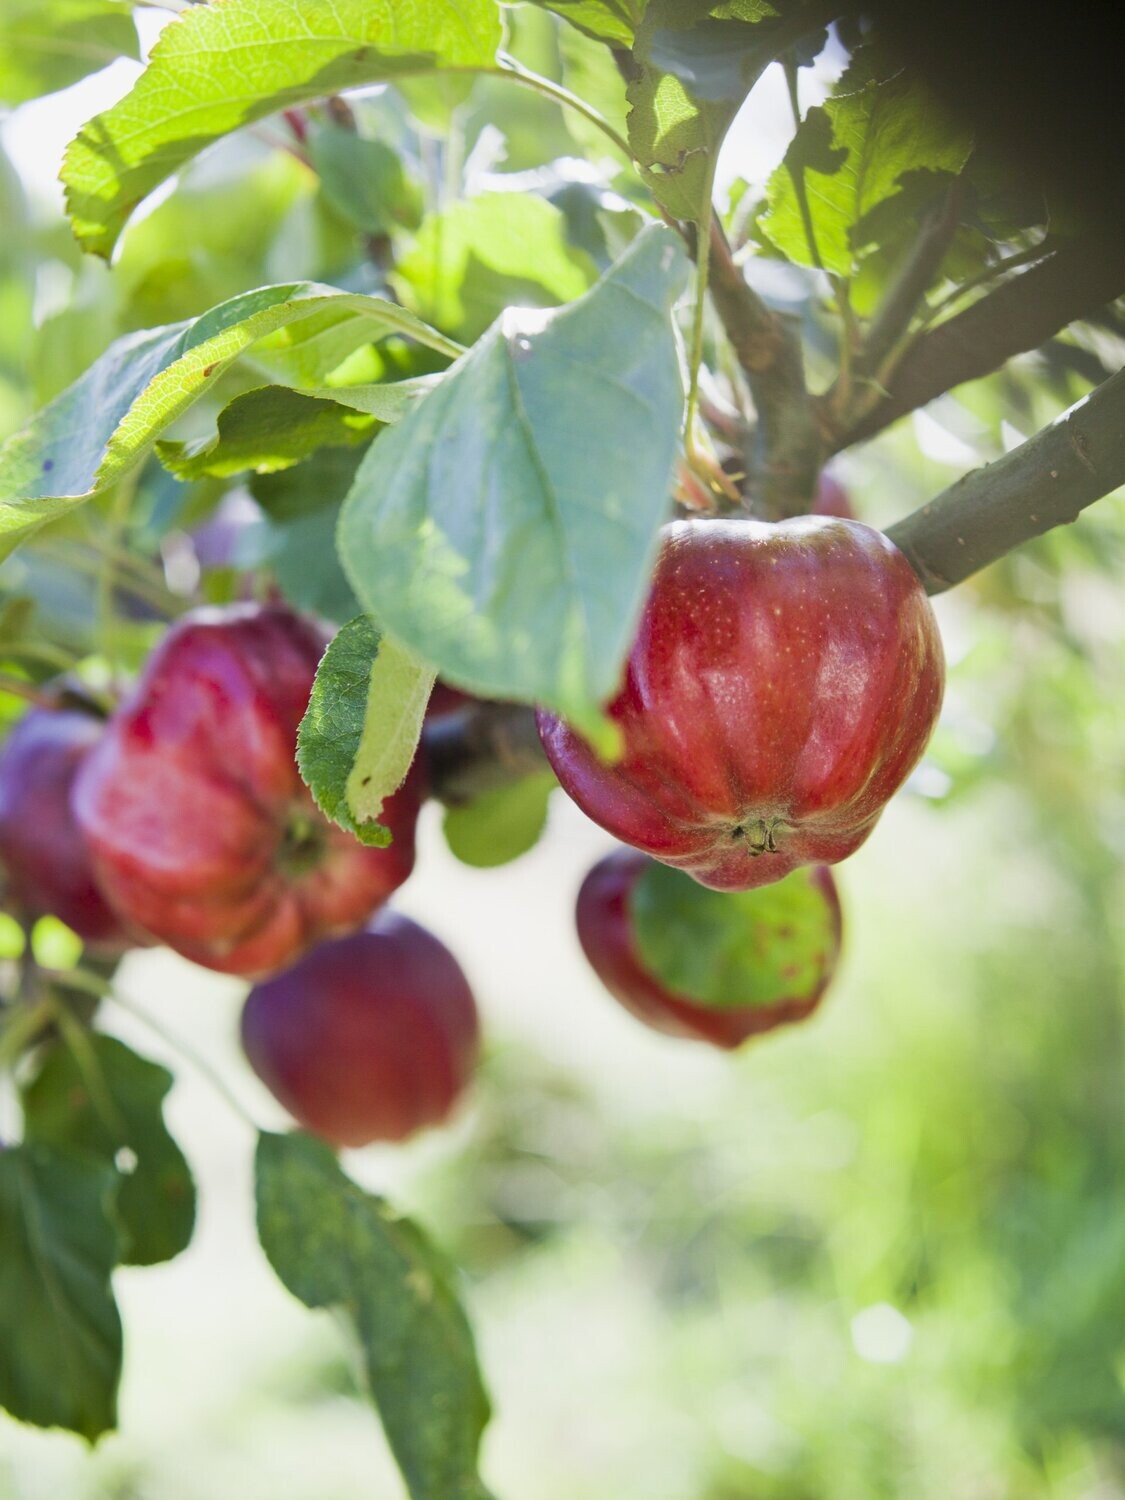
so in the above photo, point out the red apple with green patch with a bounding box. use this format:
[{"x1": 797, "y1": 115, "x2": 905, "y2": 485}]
[
  {"x1": 577, "y1": 848, "x2": 841, "y2": 1048},
  {"x1": 538, "y1": 517, "x2": 943, "y2": 891}
]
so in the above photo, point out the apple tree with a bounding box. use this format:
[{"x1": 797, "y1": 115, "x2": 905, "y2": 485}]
[{"x1": 0, "y1": 3, "x2": 1122, "y2": 1495}]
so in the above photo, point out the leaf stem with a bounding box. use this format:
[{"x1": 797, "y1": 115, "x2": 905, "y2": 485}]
[
  {"x1": 488, "y1": 57, "x2": 633, "y2": 161},
  {"x1": 684, "y1": 170, "x2": 718, "y2": 479},
  {"x1": 54, "y1": 969, "x2": 258, "y2": 1130}
]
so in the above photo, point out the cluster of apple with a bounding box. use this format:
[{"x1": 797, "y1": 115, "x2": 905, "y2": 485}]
[
  {"x1": 0, "y1": 606, "x2": 473, "y2": 1147},
  {"x1": 0, "y1": 487, "x2": 945, "y2": 1151}
]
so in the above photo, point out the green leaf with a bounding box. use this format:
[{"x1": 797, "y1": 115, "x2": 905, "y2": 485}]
[
  {"x1": 0, "y1": 1142, "x2": 122, "y2": 1441},
  {"x1": 157, "y1": 387, "x2": 379, "y2": 481},
  {"x1": 626, "y1": 0, "x2": 799, "y2": 222},
  {"x1": 62, "y1": 0, "x2": 503, "y2": 259},
  {"x1": 761, "y1": 64, "x2": 974, "y2": 276},
  {"x1": 395, "y1": 193, "x2": 599, "y2": 345},
  {"x1": 631, "y1": 863, "x2": 840, "y2": 1009},
  {"x1": 21, "y1": 1034, "x2": 195, "y2": 1268},
  {"x1": 0, "y1": 283, "x2": 459, "y2": 561},
  {"x1": 297, "y1": 616, "x2": 433, "y2": 845},
  {"x1": 443, "y1": 773, "x2": 556, "y2": 868},
  {"x1": 531, "y1": 0, "x2": 646, "y2": 47},
  {"x1": 339, "y1": 224, "x2": 688, "y2": 749},
  {"x1": 310, "y1": 124, "x2": 424, "y2": 236},
  {"x1": 255, "y1": 1132, "x2": 494, "y2": 1500},
  {"x1": 0, "y1": 0, "x2": 138, "y2": 106}
]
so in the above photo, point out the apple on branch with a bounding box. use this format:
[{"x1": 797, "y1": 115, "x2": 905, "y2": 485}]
[
  {"x1": 72, "y1": 604, "x2": 421, "y2": 978},
  {"x1": 240, "y1": 910, "x2": 480, "y2": 1146},
  {"x1": 539, "y1": 517, "x2": 944, "y2": 891}
]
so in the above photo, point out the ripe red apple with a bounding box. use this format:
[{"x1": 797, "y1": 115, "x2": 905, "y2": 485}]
[
  {"x1": 240, "y1": 910, "x2": 480, "y2": 1146},
  {"x1": 0, "y1": 706, "x2": 136, "y2": 951},
  {"x1": 811, "y1": 472, "x2": 855, "y2": 519},
  {"x1": 576, "y1": 848, "x2": 840, "y2": 1048},
  {"x1": 538, "y1": 517, "x2": 944, "y2": 891},
  {"x1": 72, "y1": 603, "x2": 420, "y2": 978}
]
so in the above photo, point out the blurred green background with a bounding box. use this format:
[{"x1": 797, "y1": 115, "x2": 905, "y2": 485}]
[{"x1": 2, "y1": 8, "x2": 1124, "y2": 1498}]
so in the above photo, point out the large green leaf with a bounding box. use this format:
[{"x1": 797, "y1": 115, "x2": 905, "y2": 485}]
[
  {"x1": 0, "y1": 1142, "x2": 122, "y2": 1441},
  {"x1": 297, "y1": 616, "x2": 433, "y2": 844},
  {"x1": 631, "y1": 863, "x2": 840, "y2": 1009},
  {"x1": 256, "y1": 1132, "x2": 494, "y2": 1500},
  {"x1": 395, "y1": 193, "x2": 599, "y2": 345},
  {"x1": 0, "y1": 0, "x2": 138, "y2": 106},
  {"x1": 532, "y1": 0, "x2": 646, "y2": 46},
  {"x1": 62, "y1": 0, "x2": 503, "y2": 259},
  {"x1": 338, "y1": 224, "x2": 688, "y2": 749},
  {"x1": 21, "y1": 1034, "x2": 195, "y2": 1268},
  {"x1": 627, "y1": 1, "x2": 824, "y2": 222},
  {"x1": 0, "y1": 283, "x2": 459, "y2": 560},
  {"x1": 761, "y1": 63, "x2": 974, "y2": 276}
]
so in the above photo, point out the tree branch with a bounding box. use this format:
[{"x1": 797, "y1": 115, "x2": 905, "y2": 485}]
[
  {"x1": 886, "y1": 366, "x2": 1125, "y2": 594},
  {"x1": 829, "y1": 233, "x2": 1125, "y2": 450},
  {"x1": 706, "y1": 222, "x2": 823, "y2": 517}
]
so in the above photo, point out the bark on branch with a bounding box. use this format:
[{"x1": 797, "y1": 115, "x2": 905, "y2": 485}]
[
  {"x1": 886, "y1": 366, "x2": 1125, "y2": 594},
  {"x1": 706, "y1": 223, "x2": 823, "y2": 517},
  {"x1": 831, "y1": 233, "x2": 1125, "y2": 450}
]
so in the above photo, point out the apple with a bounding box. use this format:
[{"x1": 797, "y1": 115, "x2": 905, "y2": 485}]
[
  {"x1": 538, "y1": 517, "x2": 944, "y2": 890},
  {"x1": 72, "y1": 603, "x2": 420, "y2": 978},
  {"x1": 240, "y1": 910, "x2": 480, "y2": 1146},
  {"x1": 0, "y1": 706, "x2": 136, "y2": 951},
  {"x1": 811, "y1": 472, "x2": 854, "y2": 519},
  {"x1": 576, "y1": 848, "x2": 840, "y2": 1048}
]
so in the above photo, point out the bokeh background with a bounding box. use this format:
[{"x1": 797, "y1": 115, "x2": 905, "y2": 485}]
[{"x1": 2, "y1": 9, "x2": 1124, "y2": 1498}]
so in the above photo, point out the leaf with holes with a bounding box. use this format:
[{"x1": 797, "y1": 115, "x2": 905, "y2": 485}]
[
  {"x1": 761, "y1": 60, "x2": 974, "y2": 275},
  {"x1": 627, "y1": 0, "x2": 829, "y2": 222}
]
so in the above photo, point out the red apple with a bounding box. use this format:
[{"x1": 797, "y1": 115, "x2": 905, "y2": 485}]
[
  {"x1": 576, "y1": 848, "x2": 840, "y2": 1048},
  {"x1": 240, "y1": 910, "x2": 480, "y2": 1146},
  {"x1": 811, "y1": 472, "x2": 855, "y2": 519},
  {"x1": 538, "y1": 517, "x2": 944, "y2": 890},
  {"x1": 0, "y1": 706, "x2": 136, "y2": 951},
  {"x1": 72, "y1": 603, "x2": 420, "y2": 978}
]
